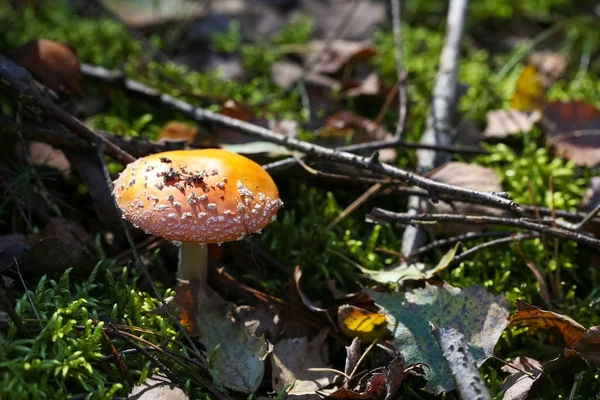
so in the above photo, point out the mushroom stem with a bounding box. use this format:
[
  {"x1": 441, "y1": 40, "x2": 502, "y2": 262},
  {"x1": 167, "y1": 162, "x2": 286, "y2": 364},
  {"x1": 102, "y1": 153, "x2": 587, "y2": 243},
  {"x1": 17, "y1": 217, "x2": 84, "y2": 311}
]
[{"x1": 178, "y1": 243, "x2": 208, "y2": 282}]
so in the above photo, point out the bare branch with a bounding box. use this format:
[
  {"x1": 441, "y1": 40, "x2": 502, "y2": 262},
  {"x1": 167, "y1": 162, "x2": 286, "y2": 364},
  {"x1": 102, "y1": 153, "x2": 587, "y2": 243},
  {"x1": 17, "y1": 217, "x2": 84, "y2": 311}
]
[
  {"x1": 368, "y1": 208, "x2": 600, "y2": 249},
  {"x1": 81, "y1": 64, "x2": 519, "y2": 212}
]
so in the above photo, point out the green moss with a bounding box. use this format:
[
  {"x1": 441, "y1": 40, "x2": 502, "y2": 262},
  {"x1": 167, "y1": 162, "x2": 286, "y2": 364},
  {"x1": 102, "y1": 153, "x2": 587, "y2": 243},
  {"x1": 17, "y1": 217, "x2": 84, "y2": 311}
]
[{"x1": 0, "y1": 263, "x2": 196, "y2": 399}]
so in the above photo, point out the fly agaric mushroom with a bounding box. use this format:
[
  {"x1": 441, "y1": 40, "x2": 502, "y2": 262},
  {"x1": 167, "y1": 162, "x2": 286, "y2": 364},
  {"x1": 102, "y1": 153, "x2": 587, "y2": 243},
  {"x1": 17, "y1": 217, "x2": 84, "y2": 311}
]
[{"x1": 113, "y1": 149, "x2": 282, "y2": 281}]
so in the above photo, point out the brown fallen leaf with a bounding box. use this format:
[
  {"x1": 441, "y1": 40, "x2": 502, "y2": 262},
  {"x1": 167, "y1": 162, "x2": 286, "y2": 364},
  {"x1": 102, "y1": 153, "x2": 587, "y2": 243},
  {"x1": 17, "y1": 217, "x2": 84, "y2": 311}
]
[
  {"x1": 326, "y1": 355, "x2": 427, "y2": 400},
  {"x1": 303, "y1": 0, "x2": 385, "y2": 41},
  {"x1": 271, "y1": 328, "x2": 336, "y2": 395},
  {"x1": 541, "y1": 101, "x2": 600, "y2": 134},
  {"x1": 419, "y1": 162, "x2": 505, "y2": 235},
  {"x1": 7, "y1": 39, "x2": 84, "y2": 96},
  {"x1": 158, "y1": 121, "x2": 197, "y2": 145},
  {"x1": 317, "y1": 110, "x2": 396, "y2": 163},
  {"x1": 500, "y1": 356, "x2": 543, "y2": 400},
  {"x1": 548, "y1": 129, "x2": 600, "y2": 167},
  {"x1": 540, "y1": 101, "x2": 600, "y2": 167},
  {"x1": 508, "y1": 300, "x2": 586, "y2": 348},
  {"x1": 574, "y1": 326, "x2": 600, "y2": 367},
  {"x1": 290, "y1": 266, "x2": 335, "y2": 328},
  {"x1": 483, "y1": 109, "x2": 541, "y2": 138},
  {"x1": 306, "y1": 40, "x2": 377, "y2": 75}
]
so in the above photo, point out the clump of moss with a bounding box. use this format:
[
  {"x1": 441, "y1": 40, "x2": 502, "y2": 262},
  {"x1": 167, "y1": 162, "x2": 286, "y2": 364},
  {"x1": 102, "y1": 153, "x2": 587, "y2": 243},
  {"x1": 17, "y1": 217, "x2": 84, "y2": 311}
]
[{"x1": 0, "y1": 263, "x2": 198, "y2": 399}]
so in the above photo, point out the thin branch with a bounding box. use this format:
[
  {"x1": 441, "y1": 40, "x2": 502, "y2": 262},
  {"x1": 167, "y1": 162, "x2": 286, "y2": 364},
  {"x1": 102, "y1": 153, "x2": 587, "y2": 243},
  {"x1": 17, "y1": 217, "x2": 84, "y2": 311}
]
[
  {"x1": 0, "y1": 55, "x2": 135, "y2": 165},
  {"x1": 367, "y1": 208, "x2": 600, "y2": 249},
  {"x1": 80, "y1": 64, "x2": 519, "y2": 213},
  {"x1": 390, "y1": 0, "x2": 407, "y2": 138},
  {"x1": 408, "y1": 231, "x2": 514, "y2": 259},
  {"x1": 575, "y1": 203, "x2": 600, "y2": 230},
  {"x1": 0, "y1": 121, "x2": 185, "y2": 158}
]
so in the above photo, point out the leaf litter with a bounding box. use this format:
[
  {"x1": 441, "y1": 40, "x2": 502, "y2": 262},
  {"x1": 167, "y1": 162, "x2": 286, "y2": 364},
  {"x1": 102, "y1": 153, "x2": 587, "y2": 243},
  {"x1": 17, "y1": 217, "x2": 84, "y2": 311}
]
[{"x1": 368, "y1": 283, "x2": 509, "y2": 394}]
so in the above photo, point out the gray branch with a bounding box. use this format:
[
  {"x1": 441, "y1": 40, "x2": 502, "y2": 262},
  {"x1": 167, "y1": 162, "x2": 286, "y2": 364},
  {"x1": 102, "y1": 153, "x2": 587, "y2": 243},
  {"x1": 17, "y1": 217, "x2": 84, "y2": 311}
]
[
  {"x1": 431, "y1": 326, "x2": 491, "y2": 400},
  {"x1": 402, "y1": 0, "x2": 469, "y2": 256}
]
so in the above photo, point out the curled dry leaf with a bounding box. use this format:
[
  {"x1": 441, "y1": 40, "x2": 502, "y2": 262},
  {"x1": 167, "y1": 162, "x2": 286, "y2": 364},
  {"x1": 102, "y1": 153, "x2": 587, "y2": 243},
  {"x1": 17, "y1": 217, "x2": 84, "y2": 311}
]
[
  {"x1": 419, "y1": 162, "x2": 505, "y2": 235},
  {"x1": 327, "y1": 355, "x2": 427, "y2": 400},
  {"x1": 500, "y1": 356, "x2": 543, "y2": 400},
  {"x1": 271, "y1": 329, "x2": 336, "y2": 395},
  {"x1": 6, "y1": 39, "x2": 84, "y2": 96},
  {"x1": 574, "y1": 326, "x2": 600, "y2": 367},
  {"x1": 337, "y1": 305, "x2": 390, "y2": 342},
  {"x1": 508, "y1": 300, "x2": 585, "y2": 348}
]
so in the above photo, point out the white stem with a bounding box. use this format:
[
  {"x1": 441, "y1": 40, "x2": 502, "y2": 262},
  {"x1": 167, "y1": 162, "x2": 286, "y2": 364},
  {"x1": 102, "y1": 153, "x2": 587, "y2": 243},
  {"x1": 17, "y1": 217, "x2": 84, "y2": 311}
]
[{"x1": 178, "y1": 243, "x2": 208, "y2": 282}]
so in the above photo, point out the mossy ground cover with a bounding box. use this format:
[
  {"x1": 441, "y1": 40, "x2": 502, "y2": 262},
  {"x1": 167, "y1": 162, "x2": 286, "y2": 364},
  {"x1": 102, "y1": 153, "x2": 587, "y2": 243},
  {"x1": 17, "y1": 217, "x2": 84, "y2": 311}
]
[{"x1": 0, "y1": 0, "x2": 599, "y2": 399}]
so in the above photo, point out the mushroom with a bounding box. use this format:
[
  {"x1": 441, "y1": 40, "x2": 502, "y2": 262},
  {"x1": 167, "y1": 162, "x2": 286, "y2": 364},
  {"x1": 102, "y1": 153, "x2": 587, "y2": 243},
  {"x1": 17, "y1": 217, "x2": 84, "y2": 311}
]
[{"x1": 113, "y1": 149, "x2": 282, "y2": 282}]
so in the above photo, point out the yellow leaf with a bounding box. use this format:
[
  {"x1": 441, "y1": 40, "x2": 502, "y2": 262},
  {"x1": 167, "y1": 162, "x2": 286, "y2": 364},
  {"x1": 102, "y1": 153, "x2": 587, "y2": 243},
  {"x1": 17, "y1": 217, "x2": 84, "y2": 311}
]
[
  {"x1": 511, "y1": 65, "x2": 546, "y2": 111},
  {"x1": 337, "y1": 305, "x2": 390, "y2": 342}
]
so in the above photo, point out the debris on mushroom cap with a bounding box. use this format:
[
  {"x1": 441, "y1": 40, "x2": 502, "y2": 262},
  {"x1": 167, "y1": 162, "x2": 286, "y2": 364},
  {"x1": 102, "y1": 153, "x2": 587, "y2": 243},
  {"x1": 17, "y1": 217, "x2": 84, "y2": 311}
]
[{"x1": 113, "y1": 149, "x2": 282, "y2": 243}]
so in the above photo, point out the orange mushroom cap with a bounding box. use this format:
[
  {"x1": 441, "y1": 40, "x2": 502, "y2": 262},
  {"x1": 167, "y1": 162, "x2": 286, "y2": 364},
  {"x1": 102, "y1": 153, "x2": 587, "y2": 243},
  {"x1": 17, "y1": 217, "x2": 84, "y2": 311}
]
[{"x1": 113, "y1": 149, "x2": 282, "y2": 243}]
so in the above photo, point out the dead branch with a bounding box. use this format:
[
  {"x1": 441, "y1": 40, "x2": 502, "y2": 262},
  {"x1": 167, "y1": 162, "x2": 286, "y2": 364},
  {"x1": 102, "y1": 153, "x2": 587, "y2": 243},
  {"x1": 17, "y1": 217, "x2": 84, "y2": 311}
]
[{"x1": 81, "y1": 64, "x2": 519, "y2": 213}]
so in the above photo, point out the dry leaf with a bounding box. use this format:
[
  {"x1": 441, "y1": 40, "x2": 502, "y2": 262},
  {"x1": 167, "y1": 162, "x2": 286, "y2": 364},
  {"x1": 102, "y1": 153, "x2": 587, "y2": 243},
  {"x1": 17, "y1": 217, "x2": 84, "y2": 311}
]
[
  {"x1": 529, "y1": 51, "x2": 568, "y2": 86},
  {"x1": 307, "y1": 40, "x2": 376, "y2": 75},
  {"x1": 500, "y1": 356, "x2": 543, "y2": 400},
  {"x1": 337, "y1": 305, "x2": 389, "y2": 342},
  {"x1": 102, "y1": 0, "x2": 205, "y2": 28},
  {"x1": 303, "y1": 0, "x2": 385, "y2": 41},
  {"x1": 419, "y1": 162, "x2": 505, "y2": 234},
  {"x1": 508, "y1": 300, "x2": 586, "y2": 348},
  {"x1": 549, "y1": 129, "x2": 600, "y2": 167},
  {"x1": 369, "y1": 283, "x2": 509, "y2": 394},
  {"x1": 317, "y1": 110, "x2": 396, "y2": 163},
  {"x1": 271, "y1": 329, "x2": 336, "y2": 394},
  {"x1": 483, "y1": 109, "x2": 541, "y2": 138},
  {"x1": 541, "y1": 101, "x2": 600, "y2": 134},
  {"x1": 575, "y1": 326, "x2": 600, "y2": 367},
  {"x1": 158, "y1": 121, "x2": 197, "y2": 145},
  {"x1": 511, "y1": 65, "x2": 546, "y2": 111},
  {"x1": 7, "y1": 39, "x2": 83, "y2": 96},
  {"x1": 128, "y1": 374, "x2": 189, "y2": 400}
]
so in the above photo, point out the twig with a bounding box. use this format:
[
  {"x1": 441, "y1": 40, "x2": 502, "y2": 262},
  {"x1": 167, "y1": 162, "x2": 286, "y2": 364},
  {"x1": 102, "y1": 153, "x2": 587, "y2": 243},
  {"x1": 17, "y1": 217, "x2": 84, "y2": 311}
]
[
  {"x1": 431, "y1": 325, "x2": 491, "y2": 400},
  {"x1": 80, "y1": 65, "x2": 518, "y2": 212},
  {"x1": 327, "y1": 182, "x2": 384, "y2": 230},
  {"x1": 491, "y1": 355, "x2": 535, "y2": 379},
  {"x1": 0, "y1": 173, "x2": 33, "y2": 233},
  {"x1": 368, "y1": 208, "x2": 600, "y2": 248},
  {"x1": 575, "y1": 203, "x2": 600, "y2": 230},
  {"x1": 349, "y1": 338, "x2": 379, "y2": 379},
  {"x1": 0, "y1": 121, "x2": 185, "y2": 159},
  {"x1": 408, "y1": 231, "x2": 514, "y2": 259},
  {"x1": 262, "y1": 137, "x2": 486, "y2": 176},
  {"x1": 0, "y1": 55, "x2": 136, "y2": 165},
  {"x1": 0, "y1": 276, "x2": 28, "y2": 336},
  {"x1": 107, "y1": 324, "x2": 180, "y2": 385},
  {"x1": 451, "y1": 234, "x2": 540, "y2": 265},
  {"x1": 402, "y1": 0, "x2": 469, "y2": 257},
  {"x1": 14, "y1": 258, "x2": 42, "y2": 329},
  {"x1": 390, "y1": 0, "x2": 407, "y2": 138},
  {"x1": 101, "y1": 329, "x2": 134, "y2": 386}
]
